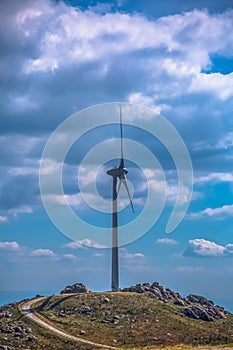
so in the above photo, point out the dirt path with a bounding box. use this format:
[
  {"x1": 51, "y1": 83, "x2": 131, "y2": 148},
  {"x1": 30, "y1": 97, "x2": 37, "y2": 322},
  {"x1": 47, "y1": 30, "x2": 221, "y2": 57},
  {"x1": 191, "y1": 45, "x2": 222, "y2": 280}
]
[{"x1": 20, "y1": 297, "x2": 117, "y2": 349}]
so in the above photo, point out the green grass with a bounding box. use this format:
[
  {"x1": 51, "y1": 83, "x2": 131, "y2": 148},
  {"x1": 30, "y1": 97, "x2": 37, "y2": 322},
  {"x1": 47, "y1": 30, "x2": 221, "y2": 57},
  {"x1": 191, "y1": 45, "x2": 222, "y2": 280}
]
[{"x1": 34, "y1": 292, "x2": 233, "y2": 348}]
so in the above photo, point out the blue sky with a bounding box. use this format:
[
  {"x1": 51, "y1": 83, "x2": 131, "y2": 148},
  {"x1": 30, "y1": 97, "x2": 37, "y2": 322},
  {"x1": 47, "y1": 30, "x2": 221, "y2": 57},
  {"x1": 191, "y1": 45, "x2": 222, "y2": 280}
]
[{"x1": 1, "y1": 0, "x2": 233, "y2": 311}]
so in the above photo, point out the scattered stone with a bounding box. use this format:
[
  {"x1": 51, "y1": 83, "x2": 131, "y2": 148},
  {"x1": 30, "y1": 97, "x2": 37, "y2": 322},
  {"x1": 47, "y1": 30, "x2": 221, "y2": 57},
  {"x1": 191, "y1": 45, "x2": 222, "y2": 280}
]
[
  {"x1": 79, "y1": 329, "x2": 86, "y2": 335},
  {"x1": 27, "y1": 335, "x2": 36, "y2": 342},
  {"x1": 101, "y1": 319, "x2": 111, "y2": 324},
  {"x1": 14, "y1": 332, "x2": 24, "y2": 338},
  {"x1": 112, "y1": 320, "x2": 119, "y2": 324},
  {"x1": 14, "y1": 325, "x2": 31, "y2": 335},
  {"x1": 113, "y1": 315, "x2": 120, "y2": 320},
  {"x1": 0, "y1": 312, "x2": 11, "y2": 319},
  {"x1": 80, "y1": 306, "x2": 91, "y2": 314},
  {"x1": 14, "y1": 326, "x2": 23, "y2": 333},
  {"x1": 101, "y1": 297, "x2": 110, "y2": 304},
  {"x1": 0, "y1": 346, "x2": 12, "y2": 350},
  {"x1": 0, "y1": 326, "x2": 13, "y2": 334}
]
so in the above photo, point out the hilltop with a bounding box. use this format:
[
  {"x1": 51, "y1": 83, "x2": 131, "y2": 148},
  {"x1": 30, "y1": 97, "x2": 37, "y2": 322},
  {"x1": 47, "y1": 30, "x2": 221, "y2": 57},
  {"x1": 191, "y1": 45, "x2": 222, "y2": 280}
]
[
  {"x1": 0, "y1": 282, "x2": 233, "y2": 350},
  {"x1": 61, "y1": 281, "x2": 230, "y2": 322}
]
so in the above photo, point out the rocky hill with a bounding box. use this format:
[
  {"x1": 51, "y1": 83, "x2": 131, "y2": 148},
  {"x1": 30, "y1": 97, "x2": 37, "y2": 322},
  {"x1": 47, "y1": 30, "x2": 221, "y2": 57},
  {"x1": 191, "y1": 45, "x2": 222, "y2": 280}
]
[{"x1": 0, "y1": 281, "x2": 232, "y2": 350}]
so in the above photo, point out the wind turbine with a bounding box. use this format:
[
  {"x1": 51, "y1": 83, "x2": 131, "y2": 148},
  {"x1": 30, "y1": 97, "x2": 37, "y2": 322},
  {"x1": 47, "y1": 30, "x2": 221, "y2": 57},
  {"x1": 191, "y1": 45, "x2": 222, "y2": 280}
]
[{"x1": 107, "y1": 105, "x2": 134, "y2": 292}]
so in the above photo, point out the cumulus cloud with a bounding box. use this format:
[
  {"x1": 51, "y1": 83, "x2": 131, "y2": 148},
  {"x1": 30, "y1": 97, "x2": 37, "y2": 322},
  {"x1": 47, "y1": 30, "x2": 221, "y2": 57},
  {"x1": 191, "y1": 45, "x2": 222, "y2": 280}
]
[
  {"x1": 1, "y1": 0, "x2": 233, "y2": 222},
  {"x1": 156, "y1": 238, "x2": 178, "y2": 244},
  {"x1": 188, "y1": 204, "x2": 233, "y2": 219},
  {"x1": 183, "y1": 239, "x2": 233, "y2": 257},
  {"x1": 195, "y1": 172, "x2": 233, "y2": 184},
  {"x1": 0, "y1": 216, "x2": 8, "y2": 223},
  {"x1": 0, "y1": 241, "x2": 20, "y2": 251},
  {"x1": 65, "y1": 238, "x2": 107, "y2": 249},
  {"x1": 29, "y1": 248, "x2": 56, "y2": 258},
  {"x1": 189, "y1": 72, "x2": 233, "y2": 100}
]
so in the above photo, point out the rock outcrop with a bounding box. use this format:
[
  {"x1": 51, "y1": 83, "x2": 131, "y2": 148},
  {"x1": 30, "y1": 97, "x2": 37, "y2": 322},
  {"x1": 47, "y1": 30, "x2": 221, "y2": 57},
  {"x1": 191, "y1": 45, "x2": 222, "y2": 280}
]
[
  {"x1": 59, "y1": 281, "x2": 229, "y2": 322},
  {"x1": 60, "y1": 282, "x2": 89, "y2": 294},
  {"x1": 121, "y1": 282, "x2": 228, "y2": 321}
]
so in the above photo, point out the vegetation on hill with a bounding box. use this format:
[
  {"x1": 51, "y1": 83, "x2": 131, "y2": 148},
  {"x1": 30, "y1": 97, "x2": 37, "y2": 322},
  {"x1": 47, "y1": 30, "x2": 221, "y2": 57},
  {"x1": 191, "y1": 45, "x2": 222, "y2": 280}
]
[
  {"x1": 0, "y1": 282, "x2": 233, "y2": 350},
  {"x1": 33, "y1": 292, "x2": 233, "y2": 348}
]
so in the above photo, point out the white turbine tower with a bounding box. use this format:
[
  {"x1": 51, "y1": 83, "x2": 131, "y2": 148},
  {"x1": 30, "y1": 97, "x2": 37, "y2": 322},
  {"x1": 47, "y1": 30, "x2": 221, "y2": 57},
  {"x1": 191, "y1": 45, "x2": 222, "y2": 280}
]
[{"x1": 107, "y1": 105, "x2": 134, "y2": 292}]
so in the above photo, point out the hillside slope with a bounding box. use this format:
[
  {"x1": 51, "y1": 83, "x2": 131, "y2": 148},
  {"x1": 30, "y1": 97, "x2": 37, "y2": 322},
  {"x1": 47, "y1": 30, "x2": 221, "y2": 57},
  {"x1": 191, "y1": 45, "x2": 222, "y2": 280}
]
[
  {"x1": 0, "y1": 282, "x2": 233, "y2": 350},
  {"x1": 34, "y1": 290, "x2": 233, "y2": 348}
]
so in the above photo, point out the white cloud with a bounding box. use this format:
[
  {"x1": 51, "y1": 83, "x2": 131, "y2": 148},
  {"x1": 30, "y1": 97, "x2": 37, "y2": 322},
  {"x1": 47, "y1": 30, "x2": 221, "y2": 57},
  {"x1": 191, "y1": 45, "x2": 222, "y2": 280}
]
[
  {"x1": 9, "y1": 166, "x2": 38, "y2": 176},
  {"x1": 29, "y1": 248, "x2": 56, "y2": 258},
  {"x1": 226, "y1": 244, "x2": 233, "y2": 252},
  {"x1": 78, "y1": 166, "x2": 97, "y2": 187},
  {"x1": 18, "y1": 1, "x2": 233, "y2": 101},
  {"x1": 163, "y1": 58, "x2": 201, "y2": 82},
  {"x1": 62, "y1": 254, "x2": 76, "y2": 261},
  {"x1": 119, "y1": 247, "x2": 144, "y2": 261},
  {"x1": 39, "y1": 159, "x2": 62, "y2": 176},
  {"x1": 24, "y1": 57, "x2": 59, "y2": 73},
  {"x1": 190, "y1": 72, "x2": 233, "y2": 101},
  {"x1": 22, "y1": 9, "x2": 176, "y2": 73},
  {"x1": 119, "y1": 248, "x2": 147, "y2": 272},
  {"x1": 156, "y1": 238, "x2": 178, "y2": 245},
  {"x1": 8, "y1": 206, "x2": 33, "y2": 216},
  {"x1": 183, "y1": 238, "x2": 233, "y2": 257},
  {"x1": 188, "y1": 204, "x2": 233, "y2": 219},
  {"x1": 217, "y1": 132, "x2": 233, "y2": 150},
  {"x1": 127, "y1": 92, "x2": 163, "y2": 114},
  {"x1": 196, "y1": 172, "x2": 233, "y2": 184},
  {"x1": 166, "y1": 184, "x2": 194, "y2": 206},
  {"x1": 0, "y1": 216, "x2": 8, "y2": 223},
  {"x1": 65, "y1": 238, "x2": 107, "y2": 249},
  {"x1": 0, "y1": 241, "x2": 20, "y2": 251},
  {"x1": 17, "y1": 1, "x2": 53, "y2": 25}
]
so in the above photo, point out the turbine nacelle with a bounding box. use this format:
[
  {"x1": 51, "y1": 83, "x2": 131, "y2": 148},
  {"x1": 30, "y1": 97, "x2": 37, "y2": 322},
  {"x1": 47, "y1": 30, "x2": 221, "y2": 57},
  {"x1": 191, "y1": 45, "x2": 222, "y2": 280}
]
[
  {"x1": 107, "y1": 166, "x2": 128, "y2": 178},
  {"x1": 107, "y1": 167, "x2": 125, "y2": 178}
]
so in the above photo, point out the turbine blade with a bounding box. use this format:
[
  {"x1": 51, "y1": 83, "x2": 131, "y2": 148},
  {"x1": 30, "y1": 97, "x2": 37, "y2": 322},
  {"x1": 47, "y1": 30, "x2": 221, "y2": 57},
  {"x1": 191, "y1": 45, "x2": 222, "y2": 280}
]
[
  {"x1": 119, "y1": 105, "x2": 125, "y2": 169},
  {"x1": 121, "y1": 177, "x2": 135, "y2": 213},
  {"x1": 117, "y1": 178, "x2": 122, "y2": 194}
]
